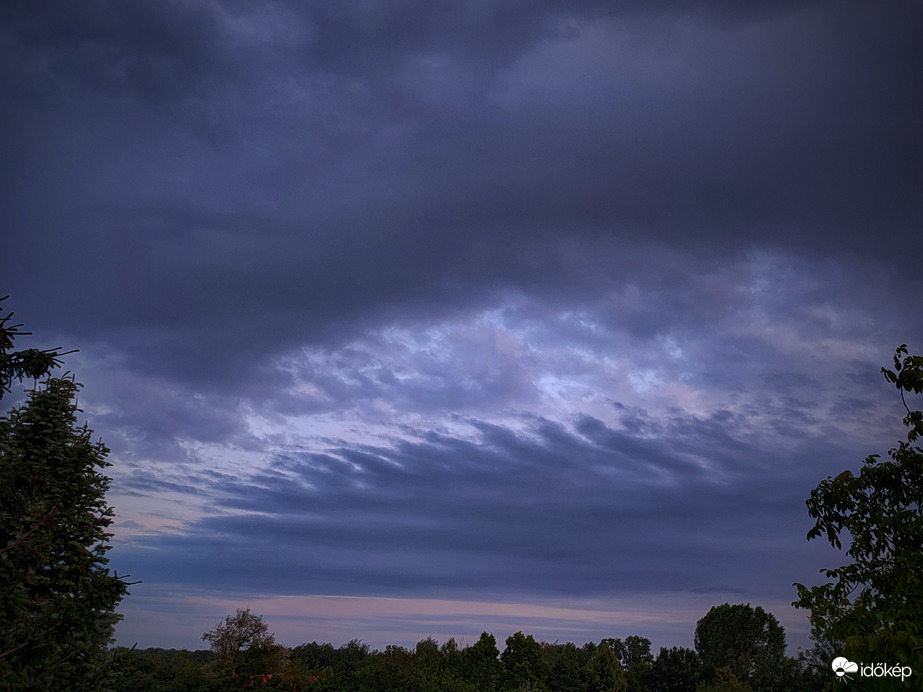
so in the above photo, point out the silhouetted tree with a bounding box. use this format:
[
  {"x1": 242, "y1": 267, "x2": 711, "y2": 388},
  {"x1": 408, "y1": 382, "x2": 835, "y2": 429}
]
[
  {"x1": 1, "y1": 300, "x2": 130, "y2": 690},
  {"x1": 201, "y1": 608, "x2": 284, "y2": 679},
  {"x1": 585, "y1": 641, "x2": 627, "y2": 691},
  {"x1": 696, "y1": 666, "x2": 750, "y2": 692},
  {"x1": 462, "y1": 632, "x2": 501, "y2": 690},
  {"x1": 694, "y1": 603, "x2": 785, "y2": 691},
  {"x1": 501, "y1": 631, "x2": 549, "y2": 691},
  {"x1": 112, "y1": 648, "x2": 210, "y2": 692},
  {"x1": 794, "y1": 344, "x2": 923, "y2": 672},
  {"x1": 0, "y1": 297, "x2": 73, "y2": 396},
  {"x1": 357, "y1": 644, "x2": 418, "y2": 690},
  {"x1": 544, "y1": 642, "x2": 589, "y2": 692},
  {"x1": 606, "y1": 635, "x2": 653, "y2": 689},
  {"x1": 649, "y1": 646, "x2": 704, "y2": 692}
]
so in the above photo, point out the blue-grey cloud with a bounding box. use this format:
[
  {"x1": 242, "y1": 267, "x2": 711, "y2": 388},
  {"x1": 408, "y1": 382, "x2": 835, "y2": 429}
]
[
  {"x1": 3, "y1": 0, "x2": 921, "y2": 651},
  {"x1": 110, "y1": 401, "x2": 858, "y2": 606},
  {"x1": 4, "y1": 1, "x2": 921, "y2": 384}
]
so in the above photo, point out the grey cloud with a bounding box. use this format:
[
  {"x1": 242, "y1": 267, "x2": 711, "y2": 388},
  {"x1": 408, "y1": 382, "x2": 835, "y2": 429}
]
[
  {"x1": 4, "y1": 0, "x2": 922, "y2": 650},
  {"x1": 114, "y1": 406, "x2": 843, "y2": 599},
  {"x1": 118, "y1": 469, "x2": 206, "y2": 498},
  {"x1": 4, "y1": 1, "x2": 921, "y2": 388}
]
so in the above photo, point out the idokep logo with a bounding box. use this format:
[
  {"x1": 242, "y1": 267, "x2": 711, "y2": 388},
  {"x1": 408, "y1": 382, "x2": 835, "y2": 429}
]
[
  {"x1": 831, "y1": 656, "x2": 914, "y2": 683},
  {"x1": 832, "y1": 657, "x2": 858, "y2": 680}
]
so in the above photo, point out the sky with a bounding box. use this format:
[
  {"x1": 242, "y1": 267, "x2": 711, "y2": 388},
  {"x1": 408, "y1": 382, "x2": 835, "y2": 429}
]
[{"x1": 2, "y1": 0, "x2": 922, "y2": 655}]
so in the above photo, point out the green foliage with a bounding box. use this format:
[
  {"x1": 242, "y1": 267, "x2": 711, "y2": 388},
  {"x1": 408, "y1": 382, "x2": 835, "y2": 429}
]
[
  {"x1": 605, "y1": 635, "x2": 653, "y2": 689},
  {"x1": 462, "y1": 631, "x2": 502, "y2": 691},
  {"x1": 354, "y1": 644, "x2": 417, "y2": 690},
  {"x1": 542, "y1": 642, "x2": 590, "y2": 692},
  {"x1": 796, "y1": 625, "x2": 842, "y2": 692},
  {"x1": 0, "y1": 297, "x2": 73, "y2": 398},
  {"x1": 289, "y1": 638, "x2": 366, "y2": 690},
  {"x1": 584, "y1": 641, "x2": 627, "y2": 692},
  {"x1": 409, "y1": 636, "x2": 482, "y2": 691},
  {"x1": 113, "y1": 620, "x2": 819, "y2": 692},
  {"x1": 649, "y1": 646, "x2": 705, "y2": 692},
  {"x1": 794, "y1": 345, "x2": 923, "y2": 671},
  {"x1": 201, "y1": 608, "x2": 285, "y2": 682},
  {"x1": 436, "y1": 637, "x2": 476, "y2": 691},
  {"x1": 0, "y1": 378, "x2": 130, "y2": 689},
  {"x1": 0, "y1": 302, "x2": 129, "y2": 690},
  {"x1": 501, "y1": 631, "x2": 549, "y2": 691},
  {"x1": 111, "y1": 648, "x2": 211, "y2": 692},
  {"x1": 290, "y1": 640, "x2": 338, "y2": 669},
  {"x1": 696, "y1": 666, "x2": 751, "y2": 692},
  {"x1": 694, "y1": 604, "x2": 785, "y2": 691}
]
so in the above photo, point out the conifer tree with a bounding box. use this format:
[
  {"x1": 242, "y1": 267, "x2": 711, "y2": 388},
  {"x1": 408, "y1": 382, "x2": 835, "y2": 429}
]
[{"x1": 0, "y1": 299, "x2": 130, "y2": 690}]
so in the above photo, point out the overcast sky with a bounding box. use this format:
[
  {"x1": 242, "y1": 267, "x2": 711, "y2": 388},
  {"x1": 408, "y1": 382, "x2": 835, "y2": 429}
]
[{"x1": 2, "y1": 0, "x2": 922, "y2": 653}]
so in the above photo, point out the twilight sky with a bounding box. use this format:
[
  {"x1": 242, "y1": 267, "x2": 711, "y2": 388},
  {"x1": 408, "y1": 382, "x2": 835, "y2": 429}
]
[{"x1": 2, "y1": 1, "x2": 922, "y2": 653}]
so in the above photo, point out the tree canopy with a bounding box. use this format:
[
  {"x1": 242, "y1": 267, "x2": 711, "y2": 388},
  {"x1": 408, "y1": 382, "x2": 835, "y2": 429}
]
[
  {"x1": 500, "y1": 631, "x2": 549, "y2": 691},
  {"x1": 794, "y1": 344, "x2": 923, "y2": 671},
  {"x1": 202, "y1": 607, "x2": 285, "y2": 679},
  {"x1": 111, "y1": 608, "x2": 821, "y2": 692},
  {"x1": 694, "y1": 603, "x2": 786, "y2": 691}
]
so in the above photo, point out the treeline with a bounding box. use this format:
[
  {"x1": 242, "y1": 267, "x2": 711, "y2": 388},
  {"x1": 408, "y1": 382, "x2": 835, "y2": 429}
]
[{"x1": 111, "y1": 603, "x2": 828, "y2": 692}]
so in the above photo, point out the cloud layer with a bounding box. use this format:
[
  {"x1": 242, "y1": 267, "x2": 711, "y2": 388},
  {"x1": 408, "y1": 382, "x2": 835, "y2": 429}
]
[{"x1": 2, "y1": 0, "x2": 921, "y2": 651}]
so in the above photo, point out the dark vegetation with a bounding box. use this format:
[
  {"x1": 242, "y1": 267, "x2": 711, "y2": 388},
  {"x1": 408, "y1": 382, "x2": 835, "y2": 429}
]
[
  {"x1": 1, "y1": 298, "x2": 132, "y2": 690},
  {"x1": 2, "y1": 296, "x2": 921, "y2": 691},
  {"x1": 794, "y1": 344, "x2": 923, "y2": 679},
  {"x1": 109, "y1": 604, "x2": 825, "y2": 691}
]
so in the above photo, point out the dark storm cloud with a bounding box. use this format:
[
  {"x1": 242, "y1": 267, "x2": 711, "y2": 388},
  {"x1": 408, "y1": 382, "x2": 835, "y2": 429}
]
[
  {"x1": 4, "y1": 0, "x2": 922, "y2": 650},
  {"x1": 3, "y1": 0, "x2": 922, "y2": 387}
]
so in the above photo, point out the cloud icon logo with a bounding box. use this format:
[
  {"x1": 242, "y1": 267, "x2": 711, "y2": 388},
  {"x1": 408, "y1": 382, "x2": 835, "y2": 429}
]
[{"x1": 832, "y1": 657, "x2": 859, "y2": 677}]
